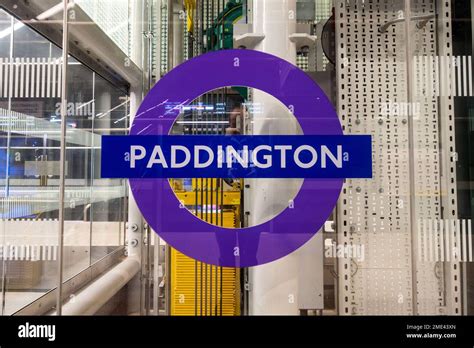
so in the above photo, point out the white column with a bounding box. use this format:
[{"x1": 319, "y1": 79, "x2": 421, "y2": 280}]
[
  {"x1": 252, "y1": 0, "x2": 297, "y2": 61},
  {"x1": 248, "y1": 0, "x2": 323, "y2": 315}
]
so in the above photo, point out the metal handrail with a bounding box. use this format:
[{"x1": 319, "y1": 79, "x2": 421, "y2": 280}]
[{"x1": 379, "y1": 14, "x2": 436, "y2": 33}]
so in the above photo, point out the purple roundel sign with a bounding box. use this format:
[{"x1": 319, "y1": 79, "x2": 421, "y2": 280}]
[{"x1": 129, "y1": 49, "x2": 344, "y2": 267}]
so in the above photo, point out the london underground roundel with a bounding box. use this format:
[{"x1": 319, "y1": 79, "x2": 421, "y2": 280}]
[{"x1": 101, "y1": 49, "x2": 372, "y2": 267}]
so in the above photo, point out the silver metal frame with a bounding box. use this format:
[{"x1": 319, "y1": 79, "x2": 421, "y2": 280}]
[
  {"x1": 335, "y1": 0, "x2": 462, "y2": 315},
  {"x1": 0, "y1": 0, "x2": 147, "y2": 316},
  {"x1": 55, "y1": 0, "x2": 70, "y2": 316},
  {"x1": 14, "y1": 246, "x2": 124, "y2": 315},
  {"x1": 435, "y1": 0, "x2": 462, "y2": 315},
  {"x1": 1, "y1": 0, "x2": 142, "y2": 90}
]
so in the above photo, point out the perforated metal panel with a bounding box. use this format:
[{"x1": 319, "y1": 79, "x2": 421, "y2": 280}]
[
  {"x1": 335, "y1": 0, "x2": 461, "y2": 315},
  {"x1": 433, "y1": 0, "x2": 462, "y2": 315},
  {"x1": 159, "y1": 2, "x2": 169, "y2": 75},
  {"x1": 315, "y1": 0, "x2": 332, "y2": 22},
  {"x1": 75, "y1": 0, "x2": 130, "y2": 55}
]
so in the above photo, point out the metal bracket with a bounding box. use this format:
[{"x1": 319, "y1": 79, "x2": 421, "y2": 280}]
[
  {"x1": 233, "y1": 33, "x2": 265, "y2": 49},
  {"x1": 324, "y1": 220, "x2": 335, "y2": 233},
  {"x1": 289, "y1": 33, "x2": 317, "y2": 51},
  {"x1": 142, "y1": 31, "x2": 155, "y2": 38}
]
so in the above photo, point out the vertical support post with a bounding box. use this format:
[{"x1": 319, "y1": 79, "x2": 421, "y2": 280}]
[
  {"x1": 125, "y1": 87, "x2": 144, "y2": 315},
  {"x1": 248, "y1": 0, "x2": 318, "y2": 315},
  {"x1": 465, "y1": 0, "x2": 474, "y2": 316},
  {"x1": 1, "y1": 13, "x2": 15, "y2": 317},
  {"x1": 152, "y1": 0, "x2": 164, "y2": 317},
  {"x1": 167, "y1": 0, "x2": 175, "y2": 70},
  {"x1": 172, "y1": 0, "x2": 184, "y2": 67},
  {"x1": 436, "y1": 0, "x2": 462, "y2": 315},
  {"x1": 126, "y1": 0, "x2": 146, "y2": 315},
  {"x1": 56, "y1": 0, "x2": 70, "y2": 316},
  {"x1": 160, "y1": 0, "x2": 184, "y2": 316},
  {"x1": 403, "y1": 0, "x2": 419, "y2": 316},
  {"x1": 153, "y1": 233, "x2": 161, "y2": 315}
]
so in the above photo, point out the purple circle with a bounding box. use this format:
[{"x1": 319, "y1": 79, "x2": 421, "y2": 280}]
[{"x1": 130, "y1": 49, "x2": 343, "y2": 267}]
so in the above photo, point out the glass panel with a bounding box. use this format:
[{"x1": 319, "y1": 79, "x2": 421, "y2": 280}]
[
  {"x1": 0, "y1": 0, "x2": 132, "y2": 314},
  {"x1": 0, "y1": 0, "x2": 472, "y2": 318},
  {"x1": 61, "y1": 56, "x2": 94, "y2": 281},
  {"x1": 405, "y1": 0, "x2": 473, "y2": 315},
  {"x1": 0, "y1": 3, "x2": 63, "y2": 315},
  {"x1": 60, "y1": 56, "x2": 128, "y2": 281},
  {"x1": 0, "y1": 8, "x2": 11, "y2": 316},
  {"x1": 0, "y1": 10, "x2": 11, "y2": 58},
  {"x1": 56, "y1": 0, "x2": 133, "y2": 313},
  {"x1": 89, "y1": 74, "x2": 128, "y2": 265}
]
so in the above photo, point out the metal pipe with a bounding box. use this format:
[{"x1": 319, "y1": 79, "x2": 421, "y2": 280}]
[
  {"x1": 200, "y1": 262, "x2": 203, "y2": 315},
  {"x1": 215, "y1": 138, "x2": 220, "y2": 316},
  {"x1": 193, "y1": 98, "x2": 199, "y2": 316},
  {"x1": 167, "y1": 0, "x2": 174, "y2": 70},
  {"x1": 142, "y1": 223, "x2": 151, "y2": 315},
  {"x1": 52, "y1": 257, "x2": 140, "y2": 315},
  {"x1": 209, "y1": 263, "x2": 213, "y2": 316},
  {"x1": 88, "y1": 72, "x2": 96, "y2": 266},
  {"x1": 154, "y1": 234, "x2": 161, "y2": 315},
  {"x1": 194, "y1": 107, "x2": 198, "y2": 314},
  {"x1": 164, "y1": 237, "x2": 171, "y2": 315},
  {"x1": 56, "y1": 0, "x2": 70, "y2": 316},
  {"x1": 194, "y1": 258, "x2": 198, "y2": 315},
  {"x1": 200, "y1": 0, "x2": 204, "y2": 53},
  {"x1": 468, "y1": 0, "x2": 474, "y2": 314},
  {"x1": 172, "y1": 0, "x2": 184, "y2": 67},
  {"x1": 83, "y1": 203, "x2": 91, "y2": 222},
  {"x1": 403, "y1": 0, "x2": 419, "y2": 316},
  {"x1": 215, "y1": 258, "x2": 218, "y2": 316},
  {"x1": 379, "y1": 14, "x2": 435, "y2": 33},
  {"x1": 204, "y1": 263, "x2": 208, "y2": 315},
  {"x1": 125, "y1": 0, "x2": 146, "y2": 315},
  {"x1": 127, "y1": 89, "x2": 144, "y2": 260},
  {"x1": 204, "y1": 88, "x2": 208, "y2": 316},
  {"x1": 0, "y1": 16, "x2": 13, "y2": 312},
  {"x1": 220, "y1": 87, "x2": 224, "y2": 316}
]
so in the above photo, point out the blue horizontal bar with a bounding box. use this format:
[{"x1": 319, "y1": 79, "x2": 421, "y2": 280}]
[{"x1": 101, "y1": 135, "x2": 372, "y2": 179}]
